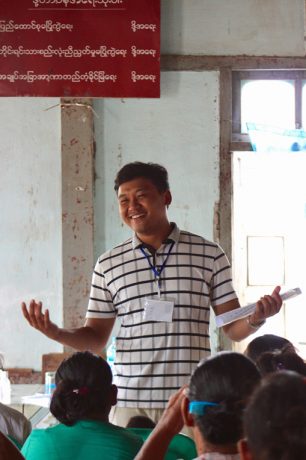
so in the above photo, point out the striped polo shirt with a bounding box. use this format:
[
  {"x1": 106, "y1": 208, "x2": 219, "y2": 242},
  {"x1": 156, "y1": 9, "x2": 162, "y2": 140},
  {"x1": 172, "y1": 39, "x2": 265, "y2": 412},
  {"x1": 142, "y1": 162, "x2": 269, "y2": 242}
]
[{"x1": 86, "y1": 224, "x2": 237, "y2": 408}]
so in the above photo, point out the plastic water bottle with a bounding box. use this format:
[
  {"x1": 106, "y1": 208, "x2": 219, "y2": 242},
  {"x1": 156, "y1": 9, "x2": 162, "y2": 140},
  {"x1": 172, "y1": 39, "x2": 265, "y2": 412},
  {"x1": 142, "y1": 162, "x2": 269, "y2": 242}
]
[
  {"x1": 45, "y1": 371, "x2": 56, "y2": 395},
  {"x1": 0, "y1": 370, "x2": 11, "y2": 404},
  {"x1": 106, "y1": 337, "x2": 116, "y2": 375}
]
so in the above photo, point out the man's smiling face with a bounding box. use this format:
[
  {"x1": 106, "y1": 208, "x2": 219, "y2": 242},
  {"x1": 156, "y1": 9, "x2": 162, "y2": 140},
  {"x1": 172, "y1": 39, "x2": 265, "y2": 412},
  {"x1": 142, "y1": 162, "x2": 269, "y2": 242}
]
[{"x1": 117, "y1": 177, "x2": 171, "y2": 237}]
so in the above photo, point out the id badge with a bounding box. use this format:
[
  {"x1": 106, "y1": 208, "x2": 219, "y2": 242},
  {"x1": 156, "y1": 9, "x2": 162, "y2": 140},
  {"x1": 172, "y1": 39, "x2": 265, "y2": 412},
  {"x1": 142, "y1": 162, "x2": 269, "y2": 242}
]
[{"x1": 143, "y1": 298, "x2": 174, "y2": 322}]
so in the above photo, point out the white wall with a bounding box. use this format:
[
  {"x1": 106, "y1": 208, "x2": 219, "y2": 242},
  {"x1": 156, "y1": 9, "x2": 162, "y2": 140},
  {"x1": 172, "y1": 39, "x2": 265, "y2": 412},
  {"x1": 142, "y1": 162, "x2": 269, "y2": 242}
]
[
  {"x1": 94, "y1": 71, "x2": 220, "y2": 258},
  {"x1": 161, "y1": 0, "x2": 305, "y2": 56},
  {"x1": 0, "y1": 99, "x2": 62, "y2": 369}
]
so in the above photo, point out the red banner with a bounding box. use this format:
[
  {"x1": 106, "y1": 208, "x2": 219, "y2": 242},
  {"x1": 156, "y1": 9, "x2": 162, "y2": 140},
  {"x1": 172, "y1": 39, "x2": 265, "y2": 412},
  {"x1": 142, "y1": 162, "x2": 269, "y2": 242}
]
[{"x1": 0, "y1": 0, "x2": 160, "y2": 97}]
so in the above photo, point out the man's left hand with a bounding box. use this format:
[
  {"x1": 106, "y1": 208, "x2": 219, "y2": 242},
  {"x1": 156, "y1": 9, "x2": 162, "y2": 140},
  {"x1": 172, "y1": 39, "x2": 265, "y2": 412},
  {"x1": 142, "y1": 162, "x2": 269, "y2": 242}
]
[{"x1": 248, "y1": 285, "x2": 282, "y2": 325}]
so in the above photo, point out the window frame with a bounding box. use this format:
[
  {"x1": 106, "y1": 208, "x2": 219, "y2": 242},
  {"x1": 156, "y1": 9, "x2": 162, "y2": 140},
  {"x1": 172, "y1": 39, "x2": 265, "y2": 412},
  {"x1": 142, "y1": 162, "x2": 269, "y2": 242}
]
[{"x1": 232, "y1": 70, "x2": 306, "y2": 147}]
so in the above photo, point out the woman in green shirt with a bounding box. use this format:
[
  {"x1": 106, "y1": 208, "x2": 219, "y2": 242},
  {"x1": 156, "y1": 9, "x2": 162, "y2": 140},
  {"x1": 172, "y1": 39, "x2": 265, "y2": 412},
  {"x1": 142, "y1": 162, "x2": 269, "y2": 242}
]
[{"x1": 21, "y1": 351, "x2": 143, "y2": 460}]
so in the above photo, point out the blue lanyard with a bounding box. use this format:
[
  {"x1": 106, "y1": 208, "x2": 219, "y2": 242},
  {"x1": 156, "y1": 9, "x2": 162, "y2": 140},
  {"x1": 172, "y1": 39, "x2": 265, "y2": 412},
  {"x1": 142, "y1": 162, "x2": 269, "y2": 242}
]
[{"x1": 140, "y1": 241, "x2": 174, "y2": 290}]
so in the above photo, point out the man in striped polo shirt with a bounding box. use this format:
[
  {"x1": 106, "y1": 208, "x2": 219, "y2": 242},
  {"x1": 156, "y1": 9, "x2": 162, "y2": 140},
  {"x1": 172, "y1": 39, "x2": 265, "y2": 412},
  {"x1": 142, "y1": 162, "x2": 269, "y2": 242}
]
[{"x1": 22, "y1": 162, "x2": 283, "y2": 426}]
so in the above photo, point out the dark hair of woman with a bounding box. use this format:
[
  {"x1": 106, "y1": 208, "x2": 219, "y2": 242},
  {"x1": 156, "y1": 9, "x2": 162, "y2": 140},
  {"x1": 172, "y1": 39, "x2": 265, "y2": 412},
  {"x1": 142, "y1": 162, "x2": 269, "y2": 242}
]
[
  {"x1": 244, "y1": 334, "x2": 294, "y2": 363},
  {"x1": 114, "y1": 162, "x2": 169, "y2": 193},
  {"x1": 50, "y1": 351, "x2": 113, "y2": 426},
  {"x1": 256, "y1": 345, "x2": 306, "y2": 377},
  {"x1": 126, "y1": 415, "x2": 156, "y2": 429},
  {"x1": 243, "y1": 371, "x2": 306, "y2": 460},
  {"x1": 188, "y1": 351, "x2": 261, "y2": 445}
]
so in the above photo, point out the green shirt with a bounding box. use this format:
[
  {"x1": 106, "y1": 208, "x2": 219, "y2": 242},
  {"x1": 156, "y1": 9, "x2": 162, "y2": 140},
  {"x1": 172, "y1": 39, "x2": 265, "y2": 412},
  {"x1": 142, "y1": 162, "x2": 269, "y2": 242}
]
[{"x1": 21, "y1": 420, "x2": 143, "y2": 460}]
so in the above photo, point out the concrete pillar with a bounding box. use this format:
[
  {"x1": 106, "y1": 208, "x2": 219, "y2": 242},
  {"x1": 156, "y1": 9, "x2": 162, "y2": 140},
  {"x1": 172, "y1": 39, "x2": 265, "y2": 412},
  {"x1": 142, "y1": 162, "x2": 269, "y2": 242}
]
[{"x1": 61, "y1": 98, "x2": 94, "y2": 338}]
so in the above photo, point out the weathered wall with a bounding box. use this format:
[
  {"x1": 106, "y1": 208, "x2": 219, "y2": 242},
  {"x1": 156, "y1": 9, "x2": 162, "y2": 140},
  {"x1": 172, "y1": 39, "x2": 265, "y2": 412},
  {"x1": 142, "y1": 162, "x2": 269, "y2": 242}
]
[
  {"x1": 161, "y1": 0, "x2": 305, "y2": 56},
  {"x1": 0, "y1": 98, "x2": 62, "y2": 369}
]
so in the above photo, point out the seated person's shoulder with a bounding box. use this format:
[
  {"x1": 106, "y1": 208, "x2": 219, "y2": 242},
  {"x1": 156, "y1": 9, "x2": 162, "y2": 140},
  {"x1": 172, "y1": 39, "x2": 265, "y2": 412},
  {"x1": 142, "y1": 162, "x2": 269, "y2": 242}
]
[
  {"x1": 0, "y1": 402, "x2": 29, "y2": 423},
  {"x1": 0, "y1": 431, "x2": 25, "y2": 460},
  {"x1": 0, "y1": 402, "x2": 31, "y2": 446},
  {"x1": 107, "y1": 422, "x2": 144, "y2": 445}
]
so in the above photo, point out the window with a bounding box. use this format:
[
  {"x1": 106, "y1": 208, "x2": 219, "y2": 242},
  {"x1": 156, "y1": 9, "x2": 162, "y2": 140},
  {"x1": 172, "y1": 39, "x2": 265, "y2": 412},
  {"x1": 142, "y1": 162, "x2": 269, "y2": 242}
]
[{"x1": 232, "y1": 70, "x2": 306, "y2": 146}]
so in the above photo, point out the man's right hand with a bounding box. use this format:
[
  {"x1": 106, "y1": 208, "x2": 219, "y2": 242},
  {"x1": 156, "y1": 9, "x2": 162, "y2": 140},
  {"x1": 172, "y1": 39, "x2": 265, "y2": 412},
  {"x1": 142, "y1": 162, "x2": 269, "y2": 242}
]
[
  {"x1": 21, "y1": 299, "x2": 60, "y2": 341},
  {"x1": 22, "y1": 300, "x2": 115, "y2": 352}
]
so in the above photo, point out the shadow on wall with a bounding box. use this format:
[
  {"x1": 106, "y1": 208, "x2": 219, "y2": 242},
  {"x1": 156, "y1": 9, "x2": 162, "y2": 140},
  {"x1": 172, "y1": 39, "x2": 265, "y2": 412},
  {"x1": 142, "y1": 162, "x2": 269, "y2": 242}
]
[{"x1": 161, "y1": 0, "x2": 183, "y2": 55}]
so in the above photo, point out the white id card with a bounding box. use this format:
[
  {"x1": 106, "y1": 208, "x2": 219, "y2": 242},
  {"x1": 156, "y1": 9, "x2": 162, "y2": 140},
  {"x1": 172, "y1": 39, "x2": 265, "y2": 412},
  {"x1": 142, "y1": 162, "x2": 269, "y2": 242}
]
[{"x1": 143, "y1": 298, "x2": 174, "y2": 322}]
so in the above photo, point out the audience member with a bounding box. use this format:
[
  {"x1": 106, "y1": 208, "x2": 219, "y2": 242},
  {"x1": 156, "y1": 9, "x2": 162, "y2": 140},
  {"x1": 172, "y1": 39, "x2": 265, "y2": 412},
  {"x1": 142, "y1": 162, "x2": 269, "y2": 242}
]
[
  {"x1": 126, "y1": 415, "x2": 156, "y2": 429},
  {"x1": 0, "y1": 431, "x2": 25, "y2": 460},
  {"x1": 244, "y1": 333, "x2": 306, "y2": 377},
  {"x1": 135, "y1": 352, "x2": 261, "y2": 460},
  {"x1": 0, "y1": 353, "x2": 31, "y2": 448},
  {"x1": 256, "y1": 345, "x2": 306, "y2": 377},
  {"x1": 239, "y1": 370, "x2": 306, "y2": 460},
  {"x1": 21, "y1": 351, "x2": 143, "y2": 460},
  {"x1": 244, "y1": 334, "x2": 294, "y2": 362},
  {"x1": 0, "y1": 403, "x2": 31, "y2": 448}
]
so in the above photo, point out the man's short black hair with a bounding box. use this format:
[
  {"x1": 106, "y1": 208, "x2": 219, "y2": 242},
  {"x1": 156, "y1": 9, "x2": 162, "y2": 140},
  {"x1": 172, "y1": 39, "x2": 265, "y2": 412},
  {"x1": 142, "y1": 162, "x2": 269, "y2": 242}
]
[{"x1": 114, "y1": 162, "x2": 169, "y2": 193}]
